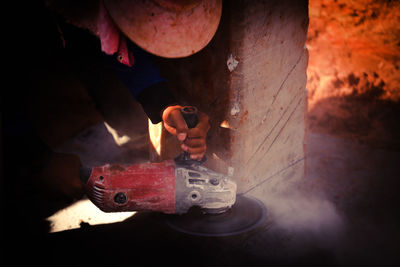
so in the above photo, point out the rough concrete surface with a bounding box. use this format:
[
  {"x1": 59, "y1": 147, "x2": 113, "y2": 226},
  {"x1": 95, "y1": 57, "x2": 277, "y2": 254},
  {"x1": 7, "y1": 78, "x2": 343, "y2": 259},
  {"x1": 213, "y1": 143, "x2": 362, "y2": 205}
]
[
  {"x1": 156, "y1": 0, "x2": 309, "y2": 200},
  {"x1": 307, "y1": 0, "x2": 400, "y2": 105}
]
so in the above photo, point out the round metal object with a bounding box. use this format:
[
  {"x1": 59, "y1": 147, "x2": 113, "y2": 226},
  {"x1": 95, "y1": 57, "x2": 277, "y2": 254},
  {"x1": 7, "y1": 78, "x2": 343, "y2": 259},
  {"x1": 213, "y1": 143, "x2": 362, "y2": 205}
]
[
  {"x1": 165, "y1": 195, "x2": 267, "y2": 237},
  {"x1": 114, "y1": 192, "x2": 127, "y2": 204},
  {"x1": 209, "y1": 178, "x2": 219, "y2": 186}
]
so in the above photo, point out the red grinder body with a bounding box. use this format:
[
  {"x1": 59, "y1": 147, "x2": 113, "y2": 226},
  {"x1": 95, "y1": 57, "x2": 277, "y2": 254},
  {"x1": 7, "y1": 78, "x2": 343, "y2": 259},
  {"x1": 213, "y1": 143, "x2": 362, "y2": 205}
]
[
  {"x1": 86, "y1": 160, "x2": 176, "y2": 213},
  {"x1": 84, "y1": 158, "x2": 236, "y2": 215}
]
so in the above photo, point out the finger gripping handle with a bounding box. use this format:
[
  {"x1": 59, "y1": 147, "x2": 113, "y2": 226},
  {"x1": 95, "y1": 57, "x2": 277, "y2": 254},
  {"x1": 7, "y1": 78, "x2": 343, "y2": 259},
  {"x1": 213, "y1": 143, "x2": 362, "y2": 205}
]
[
  {"x1": 180, "y1": 106, "x2": 198, "y2": 129},
  {"x1": 175, "y1": 106, "x2": 206, "y2": 166}
]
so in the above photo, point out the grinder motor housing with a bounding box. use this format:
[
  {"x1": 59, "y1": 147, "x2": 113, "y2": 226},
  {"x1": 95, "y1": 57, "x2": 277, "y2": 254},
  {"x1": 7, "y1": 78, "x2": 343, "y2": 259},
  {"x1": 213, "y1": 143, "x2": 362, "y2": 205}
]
[{"x1": 84, "y1": 159, "x2": 236, "y2": 214}]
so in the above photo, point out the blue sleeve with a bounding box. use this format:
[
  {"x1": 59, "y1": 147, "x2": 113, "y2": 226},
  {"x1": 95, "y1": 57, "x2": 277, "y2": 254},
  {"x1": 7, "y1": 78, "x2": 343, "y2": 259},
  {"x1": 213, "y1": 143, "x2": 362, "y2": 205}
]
[{"x1": 104, "y1": 42, "x2": 167, "y2": 99}]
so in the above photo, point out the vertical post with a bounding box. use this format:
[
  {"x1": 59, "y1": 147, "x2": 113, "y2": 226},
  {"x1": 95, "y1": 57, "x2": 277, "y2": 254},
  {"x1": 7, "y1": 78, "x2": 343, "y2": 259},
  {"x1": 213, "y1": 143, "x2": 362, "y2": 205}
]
[{"x1": 155, "y1": 0, "x2": 309, "y2": 199}]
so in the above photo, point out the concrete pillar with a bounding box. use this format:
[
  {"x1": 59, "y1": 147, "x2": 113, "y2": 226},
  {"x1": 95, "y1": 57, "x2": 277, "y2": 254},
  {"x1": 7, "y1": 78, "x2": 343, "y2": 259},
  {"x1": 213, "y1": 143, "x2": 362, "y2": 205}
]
[{"x1": 156, "y1": 0, "x2": 309, "y2": 198}]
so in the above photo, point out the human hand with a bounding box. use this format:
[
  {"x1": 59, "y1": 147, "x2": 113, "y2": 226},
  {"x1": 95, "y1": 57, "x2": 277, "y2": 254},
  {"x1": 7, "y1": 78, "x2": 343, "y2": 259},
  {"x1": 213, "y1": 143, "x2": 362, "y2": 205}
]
[{"x1": 162, "y1": 105, "x2": 210, "y2": 160}]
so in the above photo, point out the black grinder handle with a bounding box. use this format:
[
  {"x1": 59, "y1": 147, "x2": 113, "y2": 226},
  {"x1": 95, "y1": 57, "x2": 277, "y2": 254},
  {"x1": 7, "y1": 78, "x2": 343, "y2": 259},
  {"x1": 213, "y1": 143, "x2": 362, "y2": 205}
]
[
  {"x1": 175, "y1": 106, "x2": 206, "y2": 165},
  {"x1": 180, "y1": 106, "x2": 199, "y2": 129}
]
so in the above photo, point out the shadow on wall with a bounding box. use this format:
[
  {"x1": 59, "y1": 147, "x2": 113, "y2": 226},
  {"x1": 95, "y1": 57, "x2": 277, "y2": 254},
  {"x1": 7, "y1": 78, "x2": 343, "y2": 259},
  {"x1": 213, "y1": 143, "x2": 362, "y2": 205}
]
[{"x1": 308, "y1": 72, "x2": 400, "y2": 151}]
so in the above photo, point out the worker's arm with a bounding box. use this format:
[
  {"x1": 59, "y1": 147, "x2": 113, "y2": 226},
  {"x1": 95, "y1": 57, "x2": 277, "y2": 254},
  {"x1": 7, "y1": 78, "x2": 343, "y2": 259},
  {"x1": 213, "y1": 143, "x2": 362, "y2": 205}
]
[
  {"x1": 107, "y1": 43, "x2": 209, "y2": 158},
  {"x1": 104, "y1": 42, "x2": 175, "y2": 123}
]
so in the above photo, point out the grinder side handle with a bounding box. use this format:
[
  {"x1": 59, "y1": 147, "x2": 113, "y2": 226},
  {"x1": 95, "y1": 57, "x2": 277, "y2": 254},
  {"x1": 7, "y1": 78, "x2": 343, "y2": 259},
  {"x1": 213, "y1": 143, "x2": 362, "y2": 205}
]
[
  {"x1": 180, "y1": 106, "x2": 199, "y2": 129},
  {"x1": 175, "y1": 106, "x2": 206, "y2": 165}
]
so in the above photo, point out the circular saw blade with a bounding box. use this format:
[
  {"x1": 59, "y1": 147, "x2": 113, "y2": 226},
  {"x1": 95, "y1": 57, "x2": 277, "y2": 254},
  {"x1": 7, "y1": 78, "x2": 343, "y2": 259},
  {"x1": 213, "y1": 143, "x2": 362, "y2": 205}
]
[{"x1": 165, "y1": 195, "x2": 267, "y2": 237}]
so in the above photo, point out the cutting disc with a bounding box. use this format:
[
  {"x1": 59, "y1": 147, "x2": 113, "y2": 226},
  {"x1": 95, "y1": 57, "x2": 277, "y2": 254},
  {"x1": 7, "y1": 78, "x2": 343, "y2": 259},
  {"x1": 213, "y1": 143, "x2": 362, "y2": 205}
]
[{"x1": 165, "y1": 195, "x2": 267, "y2": 237}]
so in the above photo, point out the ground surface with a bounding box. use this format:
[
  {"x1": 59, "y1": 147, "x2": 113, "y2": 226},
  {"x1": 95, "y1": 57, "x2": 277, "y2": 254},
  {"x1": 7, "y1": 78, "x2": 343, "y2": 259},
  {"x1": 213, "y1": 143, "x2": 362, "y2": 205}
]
[{"x1": 4, "y1": 127, "x2": 399, "y2": 266}]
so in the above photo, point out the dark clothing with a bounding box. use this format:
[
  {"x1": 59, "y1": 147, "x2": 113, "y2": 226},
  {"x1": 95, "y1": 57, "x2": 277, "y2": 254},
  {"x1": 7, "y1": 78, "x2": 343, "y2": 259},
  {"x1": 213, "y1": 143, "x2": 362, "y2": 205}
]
[
  {"x1": 56, "y1": 18, "x2": 177, "y2": 124},
  {"x1": 103, "y1": 41, "x2": 176, "y2": 124}
]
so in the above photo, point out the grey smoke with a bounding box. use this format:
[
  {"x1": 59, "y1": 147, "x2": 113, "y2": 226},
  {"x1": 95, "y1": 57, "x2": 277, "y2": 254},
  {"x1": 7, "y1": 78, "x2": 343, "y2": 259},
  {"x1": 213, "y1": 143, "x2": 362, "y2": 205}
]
[{"x1": 258, "y1": 191, "x2": 345, "y2": 250}]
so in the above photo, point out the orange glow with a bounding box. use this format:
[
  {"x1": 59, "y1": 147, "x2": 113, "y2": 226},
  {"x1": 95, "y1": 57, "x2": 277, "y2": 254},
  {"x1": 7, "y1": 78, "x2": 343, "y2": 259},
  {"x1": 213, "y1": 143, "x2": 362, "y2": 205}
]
[
  {"x1": 220, "y1": 120, "x2": 230, "y2": 129},
  {"x1": 307, "y1": 0, "x2": 400, "y2": 109}
]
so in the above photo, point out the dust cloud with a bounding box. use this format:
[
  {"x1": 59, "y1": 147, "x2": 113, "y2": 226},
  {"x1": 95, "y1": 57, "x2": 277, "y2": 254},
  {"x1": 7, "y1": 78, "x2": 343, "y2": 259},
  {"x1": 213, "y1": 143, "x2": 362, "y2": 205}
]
[
  {"x1": 253, "y1": 190, "x2": 346, "y2": 253},
  {"x1": 267, "y1": 193, "x2": 343, "y2": 235}
]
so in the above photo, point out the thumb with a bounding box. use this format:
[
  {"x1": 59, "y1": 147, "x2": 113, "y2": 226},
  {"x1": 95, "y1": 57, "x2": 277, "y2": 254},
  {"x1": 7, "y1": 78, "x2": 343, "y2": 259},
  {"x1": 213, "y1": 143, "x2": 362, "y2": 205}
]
[
  {"x1": 172, "y1": 110, "x2": 189, "y2": 141},
  {"x1": 163, "y1": 106, "x2": 188, "y2": 141}
]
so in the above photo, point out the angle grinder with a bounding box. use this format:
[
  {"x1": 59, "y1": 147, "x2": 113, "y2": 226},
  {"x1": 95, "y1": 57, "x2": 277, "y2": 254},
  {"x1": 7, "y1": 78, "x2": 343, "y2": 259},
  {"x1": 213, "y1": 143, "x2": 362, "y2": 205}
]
[{"x1": 82, "y1": 106, "x2": 267, "y2": 236}]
